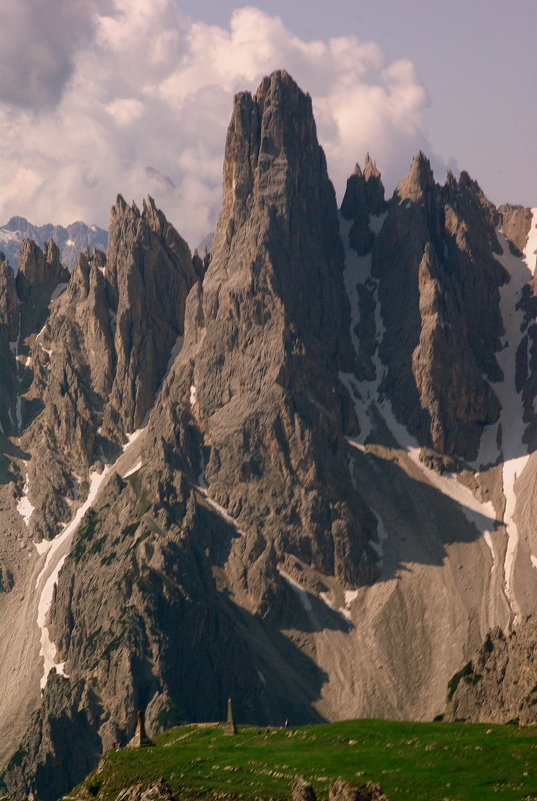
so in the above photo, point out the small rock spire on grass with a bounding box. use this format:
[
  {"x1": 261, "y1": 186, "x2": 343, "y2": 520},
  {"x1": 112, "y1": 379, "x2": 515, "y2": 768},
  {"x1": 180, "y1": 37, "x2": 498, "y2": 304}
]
[
  {"x1": 224, "y1": 697, "x2": 237, "y2": 735},
  {"x1": 127, "y1": 709, "x2": 154, "y2": 747}
]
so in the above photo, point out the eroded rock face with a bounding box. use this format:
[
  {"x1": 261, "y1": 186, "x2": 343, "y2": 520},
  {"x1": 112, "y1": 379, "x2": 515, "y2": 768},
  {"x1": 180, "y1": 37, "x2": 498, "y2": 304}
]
[
  {"x1": 16, "y1": 238, "x2": 70, "y2": 347},
  {"x1": 340, "y1": 155, "x2": 386, "y2": 256},
  {"x1": 373, "y1": 154, "x2": 506, "y2": 460},
  {"x1": 0, "y1": 254, "x2": 19, "y2": 436},
  {"x1": 499, "y1": 204, "x2": 533, "y2": 256},
  {"x1": 1, "y1": 69, "x2": 537, "y2": 801},
  {"x1": 445, "y1": 620, "x2": 537, "y2": 724},
  {"x1": 103, "y1": 195, "x2": 199, "y2": 434},
  {"x1": 2, "y1": 72, "x2": 376, "y2": 800},
  {"x1": 16, "y1": 197, "x2": 198, "y2": 541},
  {"x1": 164, "y1": 69, "x2": 373, "y2": 589},
  {"x1": 3, "y1": 672, "x2": 102, "y2": 801}
]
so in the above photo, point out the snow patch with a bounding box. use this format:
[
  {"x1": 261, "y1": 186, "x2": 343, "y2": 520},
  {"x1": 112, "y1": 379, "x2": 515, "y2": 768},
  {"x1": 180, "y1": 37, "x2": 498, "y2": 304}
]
[
  {"x1": 278, "y1": 568, "x2": 312, "y2": 612},
  {"x1": 50, "y1": 282, "x2": 67, "y2": 301},
  {"x1": 16, "y1": 470, "x2": 34, "y2": 527},
  {"x1": 344, "y1": 589, "x2": 360, "y2": 606},
  {"x1": 198, "y1": 447, "x2": 208, "y2": 489},
  {"x1": 165, "y1": 333, "x2": 184, "y2": 375},
  {"x1": 190, "y1": 384, "x2": 197, "y2": 407},
  {"x1": 369, "y1": 212, "x2": 387, "y2": 236},
  {"x1": 531, "y1": 555, "x2": 537, "y2": 570},
  {"x1": 369, "y1": 510, "x2": 389, "y2": 562},
  {"x1": 196, "y1": 485, "x2": 246, "y2": 536},
  {"x1": 124, "y1": 428, "x2": 144, "y2": 448},
  {"x1": 123, "y1": 459, "x2": 142, "y2": 478},
  {"x1": 35, "y1": 466, "x2": 111, "y2": 688}
]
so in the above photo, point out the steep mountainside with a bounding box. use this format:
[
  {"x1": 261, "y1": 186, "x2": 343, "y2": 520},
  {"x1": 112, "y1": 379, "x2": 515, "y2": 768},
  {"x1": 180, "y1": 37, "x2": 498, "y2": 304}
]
[{"x1": 0, "y1": 70, "x2": 536, "y2": 800}]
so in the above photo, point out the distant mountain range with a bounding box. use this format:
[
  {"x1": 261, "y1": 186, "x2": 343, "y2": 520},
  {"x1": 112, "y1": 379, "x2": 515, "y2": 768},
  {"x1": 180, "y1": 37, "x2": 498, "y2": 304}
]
[{"x1": 0, "y1": 216, "x2": 108, "y2": 270}]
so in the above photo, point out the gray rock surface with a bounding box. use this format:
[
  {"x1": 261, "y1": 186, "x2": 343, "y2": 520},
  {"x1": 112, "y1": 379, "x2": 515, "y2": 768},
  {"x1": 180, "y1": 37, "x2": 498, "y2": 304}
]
[
  {"x1": 292, "y1": 775, "x2": 318, "y2": 801},
  {"x1": 445, "y1": 619, "x2": 537, "y2": 724},
  {"x1": 0, "y1": 254, "x2": 19, "y2": 437},
  {"x1": 330, "y1": 778, "x2": 389, "y2": 801},
  {"x1": 1, "y1": 69, "x2": 537, "y2": 801},
  {"x1": 372, "y1": 155, "x2": 506, "y2": 460}
]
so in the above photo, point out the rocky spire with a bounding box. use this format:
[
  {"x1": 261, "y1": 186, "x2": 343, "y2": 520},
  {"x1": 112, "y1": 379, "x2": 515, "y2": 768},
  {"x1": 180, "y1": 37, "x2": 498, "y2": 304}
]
[
  {"x1": 340, "y1": 154, "x2": 385, "y2": 255},
  {"x1": 0, "y1": 254, "x2": 19, "y2": 435},
  {"x1": 15, "y1": 238, "x2": 70, "y2": 352},
  {"x1": 127, "y1": 709, "x2": 154, "y2": 747},
  {"x1": 394, "y1": 151, "x2": 435, "y2": 206},
  {"x1": 224, "y1": 697, "x2": 237, "y2": 735},
  {"x1": 103, "y1": 194, "x2": 198, "y2": 433},
  {"x1": 165, "y1": 70, "x2": 372, "y2": 588},
  {"x1": 373, "y1": 155, "x2": 506, "y2": 459}
]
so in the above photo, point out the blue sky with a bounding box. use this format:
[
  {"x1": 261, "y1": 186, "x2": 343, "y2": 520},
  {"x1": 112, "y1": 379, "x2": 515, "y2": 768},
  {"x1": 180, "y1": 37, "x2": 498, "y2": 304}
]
[{"x1": 0, "y1": 0, "x2": 534, "y2": 244}]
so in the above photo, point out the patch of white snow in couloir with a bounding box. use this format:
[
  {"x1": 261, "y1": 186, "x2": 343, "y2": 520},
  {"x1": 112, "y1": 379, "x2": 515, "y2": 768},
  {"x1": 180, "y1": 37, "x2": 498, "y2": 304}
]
[
  {"x1": 34, "y1": 422, "x2": 149, "y2": 689},
  {"x1": 16, "y1": 469, "x2": 35, "y2": 527}
]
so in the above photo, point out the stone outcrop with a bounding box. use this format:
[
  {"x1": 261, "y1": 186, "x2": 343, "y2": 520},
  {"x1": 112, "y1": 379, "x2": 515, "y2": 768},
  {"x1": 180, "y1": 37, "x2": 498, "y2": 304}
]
[
  {"x1": 499, "y1": 204, "x2": 533, "y2": 256},
  {"x1": 15, "y1": 238, "x2": 70, "y2": 350},
  {"x1": 102, "y1": 195, "x2": 199, "y2": 434},
  {"x1": 340, "y1": 155, "x2": 386, "y2": 256},
  {"x1": 292, "y1": 775, "x2": 318, "y2": 801},
  {"x1": 115, "y1": 779, "x2": 178, "y2": 801},
  {"x1": 445, "y1": 619, "x2": 537, "y2": 724},
  {"x1": 330, "y1": 778, "x2": 389, "y2": 801}
]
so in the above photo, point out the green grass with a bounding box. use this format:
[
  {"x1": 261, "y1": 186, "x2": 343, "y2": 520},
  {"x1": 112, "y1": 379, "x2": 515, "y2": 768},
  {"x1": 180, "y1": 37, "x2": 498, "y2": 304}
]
[{"x1": 66, "y1": 719, "x2": 537, "y2": 801}]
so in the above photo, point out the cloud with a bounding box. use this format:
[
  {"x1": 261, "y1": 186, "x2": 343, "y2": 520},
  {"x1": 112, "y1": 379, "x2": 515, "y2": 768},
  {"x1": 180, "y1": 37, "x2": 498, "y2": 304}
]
[
  {"x1": 0, "y1": 3, "x2": 435, "y2": 249},
  {"x1": 0, "y1": 0, "x2": 111, "y2": 110}
]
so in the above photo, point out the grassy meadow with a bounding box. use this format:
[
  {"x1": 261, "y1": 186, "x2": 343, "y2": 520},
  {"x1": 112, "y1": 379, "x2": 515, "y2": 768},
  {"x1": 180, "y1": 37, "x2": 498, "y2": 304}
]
[{"x1": 67, "y1": 719, "x2": 537, "y2": 801}]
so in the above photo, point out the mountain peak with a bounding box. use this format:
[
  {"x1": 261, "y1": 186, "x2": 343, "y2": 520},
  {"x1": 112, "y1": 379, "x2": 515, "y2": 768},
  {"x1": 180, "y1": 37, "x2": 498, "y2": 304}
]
[
  {"x1": 395, "y1": 151, "x2": 435, "y2": 205},
  {"x1": 221, "y1": 70, "x2": 321, "y2": 232},
  {"x1": 364, "y1": 152, "x2": 381, "y2": 180},
  {"x1": 340, "y1": 154, "x2": 385, "y2": 224}
]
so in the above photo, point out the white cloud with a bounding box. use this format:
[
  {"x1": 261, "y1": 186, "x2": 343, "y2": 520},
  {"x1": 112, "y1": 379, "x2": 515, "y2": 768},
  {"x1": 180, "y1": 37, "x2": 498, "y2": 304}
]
[{"x1": 0, "y1": 3, "x2": 435, "y2": 249}]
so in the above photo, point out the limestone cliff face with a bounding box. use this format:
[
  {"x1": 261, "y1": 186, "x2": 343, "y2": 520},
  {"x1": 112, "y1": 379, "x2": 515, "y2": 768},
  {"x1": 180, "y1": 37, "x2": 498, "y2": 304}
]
[
  {"x1": 169, "y1": 70, "x2": 372, "y2": 589},
  {"x1": 17, "y1": 198, "x2": 198, "y2": 541},
  {"x1": 103, "y1": 195, "x2": 199, "y2": 434},
  {"x1": 0, "y1": 255, "x2": 19, "y2": 437},
  {"x1": 340, "y1": 155, "x2": 386, "y2": 257},
  {"x1": 445, "y1": 619, "x2": 537, "y2": 724},
  {"x1": 372, "y1": 154, "x2": 506, "y2": 460},
  {"x1": 2, "y1": 70, "x2": 537, "y2": 801},
  {"x1": 499, "y1": 204, "x2": 533, "y2": 256},
  {"x1": 1, "y1": 72, "x2": 376, "y2": 800},
  {"x1": 508, "y1": 208, "x2": 537, "y2": 447}
]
